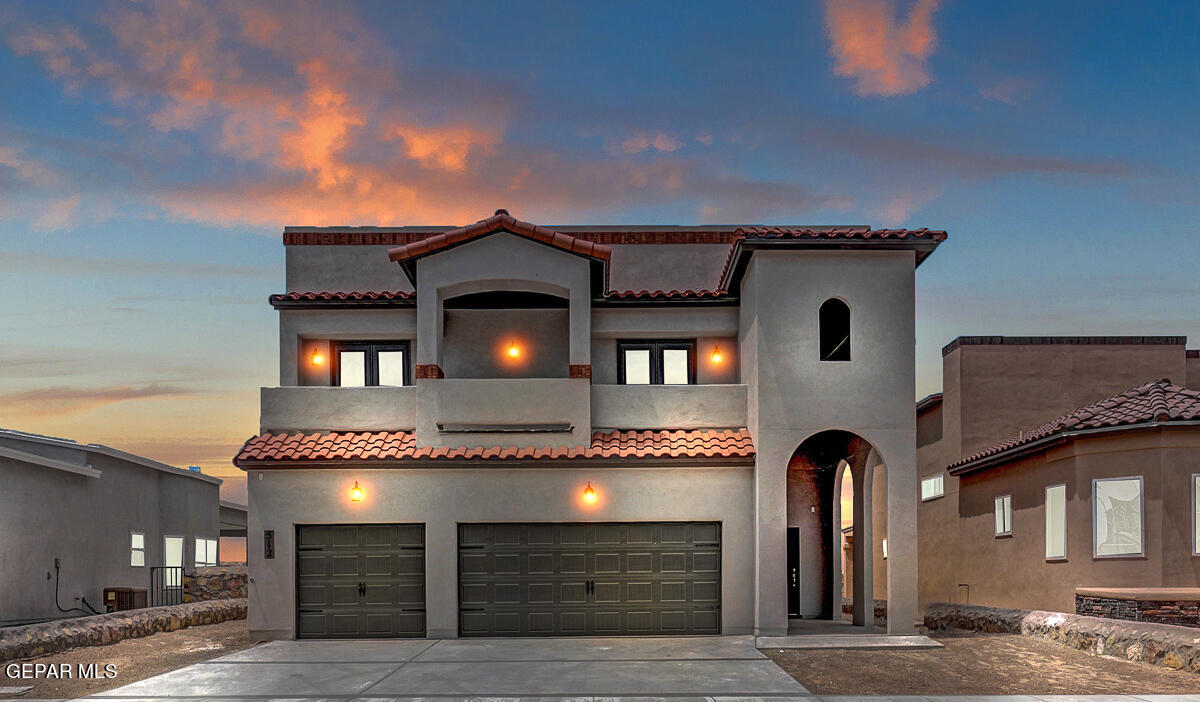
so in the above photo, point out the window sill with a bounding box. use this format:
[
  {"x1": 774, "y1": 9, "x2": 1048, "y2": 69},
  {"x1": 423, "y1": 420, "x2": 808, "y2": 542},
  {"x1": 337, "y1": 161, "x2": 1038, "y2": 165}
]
[
  {"x1": 1092, "y1": 554, "x2": 1148, "y2": 560},
  {"x1": 920, "y1": 494, "x2": 944, "y2": 503},
  {"x1": 995, "y1": 532, "x2": 1013, "y2": 539},
  {"x1": 1045, "y1": 557, "x2": 1068, "y2": 563}
]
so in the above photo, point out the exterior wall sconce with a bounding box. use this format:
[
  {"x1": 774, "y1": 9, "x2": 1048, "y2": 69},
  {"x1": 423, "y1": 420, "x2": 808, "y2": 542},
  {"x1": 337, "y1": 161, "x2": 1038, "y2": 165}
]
[
  {"x1": 507, "y1": 340, "x2": 521, "y2": 359},
  {"x1": 311, "y1": 347, "x2": 325, "y2": 366},
  {"x1": 350, "y1": 481, "x2": 364, "y2": 502},
  {"x1": 711, "y1": 346, "x2": 723, "y2": 364},
  {"x1": 583, "y1": 481, "x2": 597, "y2": 504}
]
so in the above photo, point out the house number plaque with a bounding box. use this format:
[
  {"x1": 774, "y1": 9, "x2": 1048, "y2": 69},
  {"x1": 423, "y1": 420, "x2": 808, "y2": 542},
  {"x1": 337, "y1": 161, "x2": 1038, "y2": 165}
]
[{"x1": 264, "y1": 529, "x2": 275, "y2": 559}]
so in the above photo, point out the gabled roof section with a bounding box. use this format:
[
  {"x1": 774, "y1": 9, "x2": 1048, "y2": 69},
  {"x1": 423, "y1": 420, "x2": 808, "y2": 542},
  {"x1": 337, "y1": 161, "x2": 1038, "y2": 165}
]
[
  {"x1": 235, "y1": 428, "x2": 755, "y2": 467},
  {"x1": 718, "y1": 226, "x2": 946, "y2": 291},
  {"x1": 916, "y1": 392, "x2": 944, "y2": 414},
  {"x1": 387, "y1": 209, "x2": 612, "y2": 288},
  {"x1": 949, "y1": 379, "x2": 1200, "y2": 475}
]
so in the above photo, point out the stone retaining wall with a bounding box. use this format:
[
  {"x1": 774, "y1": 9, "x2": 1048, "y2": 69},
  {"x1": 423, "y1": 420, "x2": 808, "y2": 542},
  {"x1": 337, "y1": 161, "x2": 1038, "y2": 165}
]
[
  {"x1": 0, "y1": 598, "x2": 246, "y2": 662},
  {"x1": 184, "y1": 565, "x2": 247, "y2": 602},
  {"x1": 926, "y1": 601, "x2": 1200, "y2": 672},
  {"x1": 1077, "y1": 594, "x2": 1200, "y2": 628}
]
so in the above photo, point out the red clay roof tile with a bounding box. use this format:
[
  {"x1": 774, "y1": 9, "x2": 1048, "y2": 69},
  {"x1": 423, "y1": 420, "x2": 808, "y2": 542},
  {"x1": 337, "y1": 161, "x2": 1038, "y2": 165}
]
[
  {"x1": 949, "y1": 379, "x2": 1200, "y2": 474},
  {"x1": 234, "y1": 428, "x2": 754, "y2": 466},
  {"x1": 387, "y1": 210, "x2": 613, "y2": 264},
  {"x1": 270, "y1": 290, "x2": 414, "y2": 303}
]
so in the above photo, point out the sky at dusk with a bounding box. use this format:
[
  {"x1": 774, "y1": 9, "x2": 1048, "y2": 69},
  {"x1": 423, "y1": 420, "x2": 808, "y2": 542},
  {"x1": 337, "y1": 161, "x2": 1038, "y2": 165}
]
[{"x1": 1, "y1": 0, "x2": 1198, "y2": 503}]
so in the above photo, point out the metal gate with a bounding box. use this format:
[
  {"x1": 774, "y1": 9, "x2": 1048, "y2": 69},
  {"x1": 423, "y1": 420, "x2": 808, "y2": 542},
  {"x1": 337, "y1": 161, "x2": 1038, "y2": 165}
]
[
  {"x1": 295, "y1": 524, "x2": 425, "y2": 638},
  {"x1": 458, "y1": 521, "x2": 720, "y2": 636}
]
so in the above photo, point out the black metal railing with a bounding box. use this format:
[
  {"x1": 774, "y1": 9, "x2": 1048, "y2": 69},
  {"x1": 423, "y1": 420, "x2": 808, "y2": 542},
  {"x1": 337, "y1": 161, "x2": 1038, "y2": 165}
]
[{"x1": 149, "y1": 566, "x2": 183, "y2": 607}]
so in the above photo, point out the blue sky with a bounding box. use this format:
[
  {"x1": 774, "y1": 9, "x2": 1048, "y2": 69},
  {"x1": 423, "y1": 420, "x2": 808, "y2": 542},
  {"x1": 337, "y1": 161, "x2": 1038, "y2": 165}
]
[{"x1": 1, "y1": 0, "x2": 1197, "y2": 500}]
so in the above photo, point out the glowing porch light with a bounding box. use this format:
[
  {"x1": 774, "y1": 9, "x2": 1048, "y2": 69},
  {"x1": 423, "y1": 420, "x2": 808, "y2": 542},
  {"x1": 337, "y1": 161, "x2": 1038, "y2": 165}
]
[
  {"x1": 311, "y1": 347, "x2": 325, "y2": 366},
  {"x1": 507, "y1": 340, "x2": 521, "y2": 359},
  {"x1": 350, "y1": 481, "x2": 364, "y2": 502},
  {"x1": 711, "y1": 346, "x2": 723, "y2": 364},
  {"x1": 583, "y1": 481, "x2": 597, "y2": 504}
]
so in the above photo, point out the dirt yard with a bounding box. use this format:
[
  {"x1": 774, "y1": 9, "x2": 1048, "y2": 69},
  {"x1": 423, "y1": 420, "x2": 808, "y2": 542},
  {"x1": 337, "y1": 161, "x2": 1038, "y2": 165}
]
[
  {"x1": 1, "y1": 619, "x2": 252, "y2": 699},
  {"x1": 765, "y1": 630, "x2": 1200, "y2": 695}
]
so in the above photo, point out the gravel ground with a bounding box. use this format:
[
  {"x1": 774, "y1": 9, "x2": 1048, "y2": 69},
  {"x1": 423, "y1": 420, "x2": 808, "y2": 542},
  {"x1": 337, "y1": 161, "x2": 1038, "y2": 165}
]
[
  {"x1": 1, "y1": 619, "x2": 251, "y2": 700},
  {"x1": 764, "y1": 631, "x2": 1200, "y2": 695}
]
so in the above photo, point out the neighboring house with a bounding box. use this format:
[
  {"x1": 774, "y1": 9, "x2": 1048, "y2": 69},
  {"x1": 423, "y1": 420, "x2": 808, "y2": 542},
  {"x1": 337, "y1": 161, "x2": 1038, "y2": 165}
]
[
  {"x1": 234, "y1": 209, "x2": 946, "y2": 640},
  {"x1": 0, "y1": 429, "x2": 226, "y2": 625},
  {"x1": 917, "y1": 336, "x2": 1200, "y2": 612}
]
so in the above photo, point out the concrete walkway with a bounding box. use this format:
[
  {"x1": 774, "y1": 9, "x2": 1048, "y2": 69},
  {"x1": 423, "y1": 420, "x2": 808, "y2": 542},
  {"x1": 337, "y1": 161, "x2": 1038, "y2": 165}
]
[{"x1": 80, "y1": 635, "x2": 810, "y2": 699}]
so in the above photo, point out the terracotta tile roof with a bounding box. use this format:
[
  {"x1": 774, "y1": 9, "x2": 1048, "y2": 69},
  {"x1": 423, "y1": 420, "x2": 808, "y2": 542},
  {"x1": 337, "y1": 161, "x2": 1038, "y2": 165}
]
[
  {"x1": 718, "y1": 226, "x2": 946, "y2": 290},
  {"x1": 603, "y1": 289, "x2": 731, "y2": 301},
  {"x1": 234, "y1": 428, "x2": 755, "y2": 466},
  {"x1": 268, "y1": 290, "x2": 415, "y2": 308},
  {"x1": 387, "y1": 209, "x2": 612, "y2": 264},
  {"x1": 949, "y1": 379, "x2": 1200, "y2": 474}
]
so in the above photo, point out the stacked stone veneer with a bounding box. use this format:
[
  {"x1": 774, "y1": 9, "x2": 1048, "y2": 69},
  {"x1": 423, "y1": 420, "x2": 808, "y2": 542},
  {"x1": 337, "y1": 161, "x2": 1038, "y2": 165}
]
[
  {"x1": 184, "y1": 565, "x2": 247, "y2": 602},
  {"x1": 1077, "y1": 594, "x2": 1200, "y2": 628},
  {"x1": 0, "y1": 598, "x2": 246, "y2": 661},
  {"x1": 926, "y1": 602, "x2": 1200, "y2": 672}
]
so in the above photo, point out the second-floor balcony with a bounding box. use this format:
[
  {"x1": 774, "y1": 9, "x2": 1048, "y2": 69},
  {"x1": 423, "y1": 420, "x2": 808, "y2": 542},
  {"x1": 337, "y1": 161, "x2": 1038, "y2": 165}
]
[{"x1": 260, "y1": 381, "x2": 748, "y2": 442}]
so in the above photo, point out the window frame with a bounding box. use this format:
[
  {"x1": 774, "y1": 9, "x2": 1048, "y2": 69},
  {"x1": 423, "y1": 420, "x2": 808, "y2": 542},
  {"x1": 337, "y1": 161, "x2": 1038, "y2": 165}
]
[
  {"x1": 616, "y1": 339, "x2": 697, "y2": 385},
  {"x1": 1193, "y1": 473, "x2": 1200, "y2": 557},
  {"x1": 130, "y1": 531, "x2": 145, "y2": 568},
  {"x1": 1092, "y1": 475, "x2": 1145, "y2": 559},
  {"x1": 920, "y1": 473, "x2": 945, "y2": 502},
  {"x1": 994, "y1": 494, "x2": 1013, "y2": 537},
  {"x1": 194, "y1": 537, "x2": 218, "y2": 568},
  {"x1": 1045, "y1": 482, "x2": 1067, "y2": 561},
  {"x1": 330, "y1": 340, "x2": 411, "y2": 387}
]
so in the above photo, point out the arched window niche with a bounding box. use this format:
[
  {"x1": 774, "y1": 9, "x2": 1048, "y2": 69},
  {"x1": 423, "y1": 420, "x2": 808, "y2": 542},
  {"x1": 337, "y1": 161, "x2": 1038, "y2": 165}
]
[{"x1": 819, "y1": 298, "x2": 851, "y2": 362}]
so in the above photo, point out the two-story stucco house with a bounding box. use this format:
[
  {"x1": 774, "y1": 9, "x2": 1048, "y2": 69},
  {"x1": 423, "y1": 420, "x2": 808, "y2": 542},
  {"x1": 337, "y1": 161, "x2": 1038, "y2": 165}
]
[{"x1": 235, "y1": 209, "x2": 945, "y2": 640}]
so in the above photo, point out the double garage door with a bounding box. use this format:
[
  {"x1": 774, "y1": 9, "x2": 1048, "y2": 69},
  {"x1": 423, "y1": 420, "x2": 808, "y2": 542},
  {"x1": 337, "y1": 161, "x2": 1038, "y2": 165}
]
[{"x1": 295, "y1": 521, "x2": 720, "y2": 638}]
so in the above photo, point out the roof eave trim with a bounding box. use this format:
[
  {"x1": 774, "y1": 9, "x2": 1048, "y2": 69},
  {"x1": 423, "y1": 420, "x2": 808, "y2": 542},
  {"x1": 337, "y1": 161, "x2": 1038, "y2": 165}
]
[
  {"x1": 235, "y1": 455, "x2": 756, "y2": 470},
  {"x1": 947, "y1": 420, "x2": 1200, "y2": 475},
  {"x1": 719, "y1": 237, "x2": 941, "y2": 291},
  {"x1": 270, "y1": 298, "x2": 416, "y2": 310},
  {"x1": 0, "y1": 444, "x2": 101, "y2": 478}
]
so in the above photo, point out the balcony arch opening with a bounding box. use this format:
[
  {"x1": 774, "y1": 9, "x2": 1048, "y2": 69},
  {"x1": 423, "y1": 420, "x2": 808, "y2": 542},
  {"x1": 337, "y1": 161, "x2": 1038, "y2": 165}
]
[{"x1": 441, "y1": 288, "x2": 569, "y2": 379}]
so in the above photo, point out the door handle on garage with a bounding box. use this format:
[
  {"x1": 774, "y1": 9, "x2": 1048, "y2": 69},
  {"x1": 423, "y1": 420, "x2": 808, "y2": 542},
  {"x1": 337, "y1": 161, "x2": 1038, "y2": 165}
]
[{"x1": 358, "y1": 581, "x2": 366, "y2": 597}]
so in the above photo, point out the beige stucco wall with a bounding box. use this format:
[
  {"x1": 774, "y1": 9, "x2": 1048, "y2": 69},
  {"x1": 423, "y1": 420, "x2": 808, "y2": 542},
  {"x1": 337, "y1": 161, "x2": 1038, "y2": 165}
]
[
  {"x1": 245, "y1": 464, "x2": 756, "y2": 640},
  {"x1": 935, "y1": 428, "x2": 1200, "y2": 613},
  {"x1": 918, "y1": 339, "x2": 1191, "y2": 609}
]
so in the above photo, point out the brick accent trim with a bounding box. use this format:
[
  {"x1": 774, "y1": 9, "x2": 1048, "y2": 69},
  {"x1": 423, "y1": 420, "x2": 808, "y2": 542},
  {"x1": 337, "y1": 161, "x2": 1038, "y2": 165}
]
[
  {"x1": 568, "y1": 364, "x2": 592, "y2": 380},
  {"x1": 414, "y1": 364, "x2": 444, "y2": 379},
  {"x1": 943, "y1": 335, "x2": 1188, "y2": 356},
  {"x1": 284, "y1": 230, "x2": 741, "y2": 246}
]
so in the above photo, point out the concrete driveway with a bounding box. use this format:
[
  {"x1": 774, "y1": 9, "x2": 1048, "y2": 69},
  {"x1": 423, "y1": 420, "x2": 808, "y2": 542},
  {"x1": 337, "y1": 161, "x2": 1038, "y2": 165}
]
[{"x1": 83, "y1": 635, "x2": 811, "y2": 699}]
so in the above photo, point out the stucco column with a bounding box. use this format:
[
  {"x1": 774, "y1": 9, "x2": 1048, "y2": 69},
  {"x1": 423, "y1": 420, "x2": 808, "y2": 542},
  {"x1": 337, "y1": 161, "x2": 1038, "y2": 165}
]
[
  {"x1": 829, "y1": 464, "x2": 844, "y2": 621},
  {"x1": 568, "y1": 290, "x2": 590, "y2": 366},
  {"x1": 882, "y1": 433, "x2": 918, "y2": 634},
  {"x1": 754, "y1": 440, "x2": 791, "y2": 636},
  {"x1": 414, "y1": 274, "x2": 441, "y2": 366},
  {"x1": 851, "y1": 454, "x2": 874, "y2": 628},
  {"x1": 425, "y1": 514, "x2": 457, "y2": 638}
]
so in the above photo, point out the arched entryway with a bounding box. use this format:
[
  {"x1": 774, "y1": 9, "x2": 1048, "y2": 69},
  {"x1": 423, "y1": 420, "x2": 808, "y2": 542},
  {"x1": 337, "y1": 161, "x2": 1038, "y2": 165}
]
[{"x1": 785, "y1": 430, "x2": 887, "y2": 630}]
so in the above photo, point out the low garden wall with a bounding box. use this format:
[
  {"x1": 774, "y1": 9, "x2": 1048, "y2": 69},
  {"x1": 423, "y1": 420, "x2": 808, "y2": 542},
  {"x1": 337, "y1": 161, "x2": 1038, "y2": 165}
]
[
  {"x1": 184, "y1": 565, "x2": 247, "y2": 602},
  {"x1": 925, "y1": 601, "x2": 1200, "y2": 672},
  {"x1": 0, "y1": 598, "x2": 246, "y2": 661},
  {"x1": 1076, "y1": 587, "x2": 1200, "y2": 629},
  {"x1": 840, "y1": 597, "x2": 888, "y2": 622}
]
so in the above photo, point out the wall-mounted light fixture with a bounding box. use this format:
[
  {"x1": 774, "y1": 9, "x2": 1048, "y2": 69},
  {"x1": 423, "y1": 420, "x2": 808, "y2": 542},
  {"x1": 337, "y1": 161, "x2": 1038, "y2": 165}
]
[
  {"x1": 711, "y1": 345, "x2": 723, "y2": 364},
  {"x1": 350, "y1": 481, "x2": 364, "y2": 502},
  {"x1": 583, "y1": 481, "x2": 596, "y2": 504},
  {"x1": 311, "y1": 347, "x2": 325, "y2": 366},
  {"x1": 507, "y1": 340, "x2": 521, "y2": 359}
]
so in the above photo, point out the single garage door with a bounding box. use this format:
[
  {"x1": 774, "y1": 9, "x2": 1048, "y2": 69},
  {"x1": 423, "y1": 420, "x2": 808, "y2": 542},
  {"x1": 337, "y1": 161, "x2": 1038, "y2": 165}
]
[
  {"x1": 296, "y1": 524, "x2": 425, "y2": 638},
  {"x1": 459, "y1": 521, "x2": 720, "y2": 636}
]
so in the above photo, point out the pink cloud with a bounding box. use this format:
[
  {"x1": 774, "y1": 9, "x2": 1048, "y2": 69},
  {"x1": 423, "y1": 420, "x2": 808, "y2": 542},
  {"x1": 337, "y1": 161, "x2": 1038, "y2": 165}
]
[
  {"x1": 824, "y1": 0, "x2": 939, "y2": 97},
  {"x1": 619, "y1": 132, "x2": 684, "y2": 155}
]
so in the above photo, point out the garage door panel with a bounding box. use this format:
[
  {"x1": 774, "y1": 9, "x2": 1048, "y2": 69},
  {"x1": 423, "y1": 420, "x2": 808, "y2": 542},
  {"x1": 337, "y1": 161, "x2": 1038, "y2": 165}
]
[
  {"x1": 296, "y1": 524, "x2": 425, "y2": 639},
  {"x1": 458, "y1": 522, "x2": 720, "y2": 636}
]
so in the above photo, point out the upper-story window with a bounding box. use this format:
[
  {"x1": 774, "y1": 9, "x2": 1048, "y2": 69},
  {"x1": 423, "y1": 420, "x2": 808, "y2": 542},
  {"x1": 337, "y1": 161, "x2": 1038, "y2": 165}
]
[
  {"x1": 618, "y1": 340, "x2": 696, "y2": 385},
  {"x1": 819, "y1": 298, "x2": 851, "y2": 361},
  {"x1": 333, "y1": 341, "x2": 410, "y2": 386}
]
